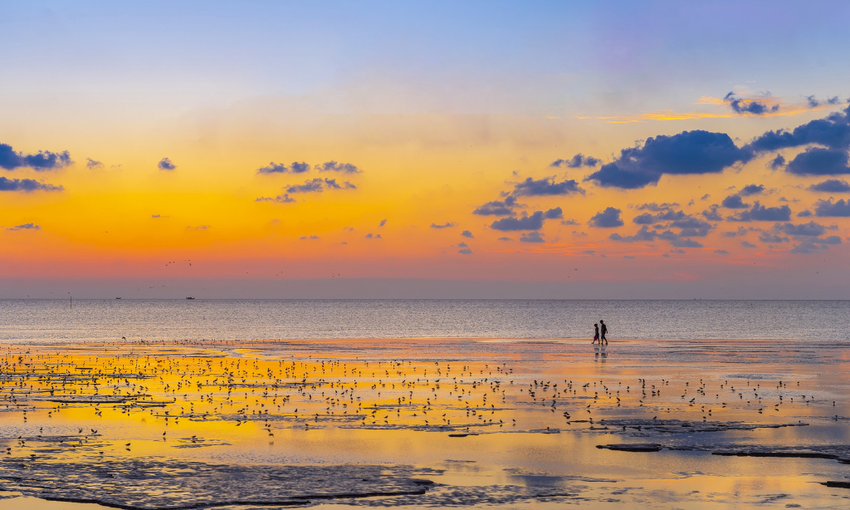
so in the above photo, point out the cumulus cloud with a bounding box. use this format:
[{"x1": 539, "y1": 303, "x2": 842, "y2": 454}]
[
  {"x1": 300, "y1": 235, "x2": 319, "y2": 240},
  {"x1": 550, "y1": 154, "x2": 600, "y2": 168},
  {"x1": 0, "y1": 176, "x2": 63, "y2": 192},
  {"x1": 636, "y1": 202, "x2": 680, "y2": 211},
  {"x1": 497, "y1": 236, "x2": 513, "y2": 241},
  {"x1": 255, "y1": 194, "x2": 296, "y2": 204},
  {"x1": 543, "y1": 207, "x2": 563, "y2": 219},
  {"x1": 86, "y1": 158, "x2": 104, "y2": 169},
  {"x1": 379, "y1": 219, "x2": 387, "y2": 227},
  {"x1": 778, "y1": 221, "x2": 826, "y2": 237},
  {"x1": 458, "y1": 248, "x2": 473, "y2": 254},
  {"x1": 759, "y1": 233, "x2": 789, "y2": 243},
  {"x1": 284, "y1": 178, "x2": 355, "y2": 194},
  {"x1": 0, "y1": 143, "x2": 72, "y2": 171},
  {"x1": 520, "y1": 231, "x2": 545, "y2": 243},
  {"x1": 728, "y1": 202, "x2": 792, "y2": 222},
  {"x1": 723, "y1": 91, "x2": 779, "y2": 115},
  {"x1": 511, "y1": 176, "x2": 584, "y2": 196},
  {"x1": 364, "y1": 233, "x2": 382, "y2": 239},
  {"x1": 814, "y1": 198, "x2": 850, "y2": 217},
  {"x1": 785, "y1": 148, "x2": 850, "y2": 176},
  {"x1": 6, "y1": 223, "x2": 40, "y2": 231},
  {"x1": 585, "y1": 130, "x2": 752, "y2": 189},
  {"x1": 257, "y1": 162, "x2": 288, "y2": 174},
  {"x1": 768, "y1": 154, "x2": 786, "y2": 170},
  {"x1": 714, "y1": 249, "x2": 729, "y2": 254},
  {"x1": 739, "y1": 184, "x2": 766, "y2": 196},
  {"x1": 315, "y1": 161, "x2": 361, "y2": 173},
  {"x1": 431, "y1": 222, "x2": 457, "y2": 229},
  {"x1": 490, "y1": 211, "x2": 545, "y2": 231},
  {"x1": 745, "y1": 104, "x2": 850, "y2": 153},
  {"x1": 790, "y1": 236, "x2": 842, "y2": 254},
  {"x1": 588, "y1": 207, "x2": 624, "y2": 228},
  {"x1": 741, "y1": 241, "x2": 757, "y2": 248},
  {"x1": 797, "y1": 210, "x2": 813, "y2": 217},
  {"x1": 809, "y1": 179, "x2": 850, "y2": 192},
  {"x1": 473, "y1": 196, "x2": 519, "y2": 216},
  {"x1": 461, "y1": 230, "x2": 474, "y2": 238},
  {"x1": 561, "y1": 219, "x2": 578, "y2": 225},
  {"x1": 157, "y1": 157, "x2": 176, "y2": 171},
  {"x1": 721, "y1": 194, "x2": 749, "y2": 209}
]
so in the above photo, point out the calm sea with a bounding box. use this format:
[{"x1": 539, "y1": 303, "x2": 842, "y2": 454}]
[{"x1": 0, "y1": 299, "x2": 848, "y2": 343}]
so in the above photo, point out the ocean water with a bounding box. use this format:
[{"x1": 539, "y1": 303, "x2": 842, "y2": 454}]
[{"x1": 0, "y1": 299, "x2": 848, "y2": 343}]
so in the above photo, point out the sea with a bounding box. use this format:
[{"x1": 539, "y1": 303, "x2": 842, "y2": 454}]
[{"x1": 0, "y1": 299, "x2": 848, "y2": 343}]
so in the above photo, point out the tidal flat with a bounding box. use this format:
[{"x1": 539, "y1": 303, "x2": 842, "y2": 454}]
[{"x1": 1, "y1": 338, "x2": 850, "y2": 509}]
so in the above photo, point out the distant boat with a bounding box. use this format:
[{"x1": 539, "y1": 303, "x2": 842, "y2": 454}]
[
  {"x1": 116, "y1": 297, "x2": 122, "y2": 300},
  {"x1": 186, "y1": 297, "x2": 195, "y2": 300}
]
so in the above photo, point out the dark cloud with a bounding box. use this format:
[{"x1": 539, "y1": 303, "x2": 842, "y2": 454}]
[
  {"x1": 633, "y1": 212, "x2": 655, "y2": 224},
  {"x1": 779, "y1": 221, "x2": 825, "y2": 237},
  {"x1": 6, "y1": 223, "x2": 40, "y2": 231},
  {"x1": 739, "y1": 184, "x2": 766, "y2": 196},
  {"x1": 0, "y1": 176, "x2": 63, "y2": 192},
  {"x1": 702, "y1": 205, "x2": 723, "y2": 221},
  {"x1": 768, "y1": 154, "x2": 786, "y2": 170},
  {"x1": 759, "y1": 233, "x2": 789, "y2": 243},
  {"x1": 315, "y1": 161, "x2": 361, "y2": 174},
  {"x1": 458, "y1": 242, "x2": 468, "y2": 248},
  {"x1": 490, "y1": 211, "x2": 545, "y2": 231},
  {"x1": 511, "y1": 176, "x2": 584, "y2": 196},
  {"x1": 520, "y1": 231, "x2": 545, "y2": 243},
  {"x1": 586, "y1": 130, "x2": 752, "y2": 189},
  {"x1": 551, "y1": 154, "x2": 600, "y2": 168},
  {"x1": 806, "y1": 95, "x2": 820, "y2": 108},
  {"x1": 472, "y1": 196, "x2": 518, "y2": 216},
  {"x1": 701, "y1": 194, "x2": 711, "y2": 200},
  {"x1": 786, "y1": 148, "x2": 850, "y2": 176},
  {"x1": 497, "y1": 236, "x2": 513, "y2": 241},
  {"x1": 364, "y1": 233, "x2": 382, "y2": 239},
  {"x1": 284, "y1": 178, "x2": 354, "y2": 194},
  {"x1": 745, "y1": 104, "x2": 850, "y2": 153},
  {"x1": 714, "y1": 249, "x2": 729, "y2": 254},
  {"x1": 431, "y1": 222, "x2": 457, "y2": 229},
  {"x1": 0, "y1": 143, "x2": 72, "y2": 171},
  {"x1": 728, "y1": 202, "x2": 792, "y2": 222},
  {"x1": 636, "y1": 202, "x2": 680, "y2": 211},
  {"x1": 86, "y1": 158, "x2": 104, "y2": 169},
  {"x1": 300, "y1": 235, "x2": 320, "y2": 240},
  {"x1": 543, "y1": 207, "x2": 563, "y2": 219},
  {"x1": 741, "y1": 241, "x2": 757, "y2": 248},
  {"x1": 461, "y1": 230, "x2": 474, "y2": 238},
  {"x1": 290, "y1": 162, "x2": 310, "y2": 173},
  {"x1": 670, "y1": 238, "x2": 703, "y2": 248},
  {"x1": 790, "y1": 236, "x2": 842, "y2": 254},
  {"x1": 257, "y1": 162, "x2": 288, "y2": 174},
  {"x1": 671, "y1": 216, "x2": 713, "y2": 237},
  {"x1": 723, "y1": 92, "x2": 779, "y2": 115},
  {"x1": 561, "y1": 219, "x2": 578, "y2": 225},
  {"x1": 255, "y1": 194, "x2": 296, "y2": 204},
  {"x1": 814, "y1": 198, "x2": 850, "y2": 217},
  {"x1": 379, "y1": 219, "x2": 387, "y2": 227},
  {"x1": 797, "y1": 210, "x2": 813, "y2": 217},
  {"x1": 458, "y1": 248, "x2": 473, "y2": 255},
  {"x1": 721, "y1": 194, "x2": 749, "y2": 209},
  {"x1": 609, "y1": 225, "x2": 658, "y2": 243},
  {"x1": 588, "y1": 207, "x2": 623, "y2": 228},
  {"x1": 809, "y1": 179, "x2": 850, "y2": 192},
  {"x1": 157, "y1": 158, "x2": 176, "y2": 171}
]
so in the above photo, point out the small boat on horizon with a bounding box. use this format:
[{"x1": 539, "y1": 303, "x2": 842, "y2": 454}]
[{"x1": 186, "y1": 297, "x2": 195, "y2": 300}]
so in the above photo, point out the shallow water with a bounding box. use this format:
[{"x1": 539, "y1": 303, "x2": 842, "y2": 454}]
[
  {"x1": 1, "y1": 299, "x2": 849, "y2": 342},
  {"x1": 2, "y1": 338, "x2": 850, "y2": 509}
]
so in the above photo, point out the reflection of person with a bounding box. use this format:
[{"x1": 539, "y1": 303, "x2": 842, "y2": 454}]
[
  {"x1": 600, "y1": 320, "x2": 608, "y2": 345},
  {"x1": 592, "y1": 323, "x2": 599, "y2": 344}
]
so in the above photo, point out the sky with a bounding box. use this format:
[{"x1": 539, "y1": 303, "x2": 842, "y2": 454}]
[{"x1": 2, "y1": 0, "x2": 850, "y2": 299}]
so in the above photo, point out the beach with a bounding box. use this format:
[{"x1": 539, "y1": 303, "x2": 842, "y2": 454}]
[{"x1": 2, "y1": 337, "x2": 850, "y2": 509}]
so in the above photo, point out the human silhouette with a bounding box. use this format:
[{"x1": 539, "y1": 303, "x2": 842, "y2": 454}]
[
  {"x1": 600, "y1": 320, "x2": 608, "y2": 345},
  {"x1": 592, "y1": 323, "x2": 599, "y2": 344}
]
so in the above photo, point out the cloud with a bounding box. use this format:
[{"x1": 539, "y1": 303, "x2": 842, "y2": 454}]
[
  {"x1": 785, "y1": 148, "x2": 850, "y2": 176},
  {"x1": 759, "y1": 233, "x2": 789, "y2": 243},
  {"x1": 497, "y1": 236, "x2": 513, "y2": 241},
  {"x1": 543, "y1": 207, "x2": 563, "y2": 219},
  {"x1": 0, "y1": 176, "x2": 63, "y2": 192},
  {"x1": 364, "y1": 233, "x2": 382, "y2": 239},
  {"x1": 257, "y1": 162, "x2": 288, "y2": 174},
  {"x1": 431, "y1": 222, "x2": 457, "y2": 229},
  {"x1": 86, "y1": 158, "x2": 104, "y2": 169},
  {"x1": 723, "y1": 91, "x2": 779, "y2": 115},
  {"x1": 670, "y1": 238, "x2": 703, "y2": 248},
  {"x1": 520, "y1": 231, "x2": 545, "y2": 243},
  {"x1": 779, "y1": 221, "x2": 826, "y2": 237},
  {"x1": 291, "y1": 161, "x2": 310, "y2": 173},
  {"x1": 623, "y1": 255, "x2": 636, "y2": 259},
  {"x1": 458, "y1": 248, "x2": 473, "y2": 255},
  {"x1": 739, "y1": 184, "x2": 766, "y2": 196},
  {"x1": 807, "y1": 96, "x2": 842, "y2": 108},
  {"x1": 588, "y1": 207, "x2": 624, "y2": 228},
  {"x1": 461, "y1": 230, "x2": 474, "y2": 238},
  {"x1": 741, "y1": 241, "x2": 757, "y2": 248},
  {"x1": 315, "y1": 161, "x2": 361, "y2": 174},
  {"x1": 157, "y1": 158, "x2": 176, "y2": 171},
  {"x1": 769, "y1": 154, "x2": 786, "y2": 170},
  {"x1": 702, "y1": 205, "x2": 723, "y2": 221},
  {"x1": 814, "y1": 198, "x2": 850, "y2": 217},
  {"x1": 285, "y1": 178, "x2": 355, "y2": 193},
  {"x1": 797, "y1": 210, "x2": 813, "y2": 217},
  {"x1": 6, "y1": 223, "x2": 40, "y2": 231},
  {"x1": 0, "y1": 143, "x2": 72, "y2": 171},
  {"x1": 728, "y1": 201, "x2": 792, "y2": 222},
  {"x1": 701, "y1": 194, "x2": 711, "y2": 200},
  {"x1": 721, "y1": 194, "x2": 749, "y2": 209},
  {"x1": 511, "y1": 177, "x2": 584, "y2": 196},
  {"x1": 379, "y1": 219, "x2": 387, "y2": 227},
  {"x1": 745, "y1": 104, "x2": 850, "y2": 153},
  {"x1": 635, "y1": 202, "x2": 680, "y2": 211},
  {"x1": 585, "y1": 130, "x2": 752, "y2": 189},
  {"x1": 790, "y1": 236, "x2": 842, "y2": 254},
  {"x1": 300, "y1": 235, "x2": 320, "y2": 240},
  {"x1": 609, "y1": 225, "x2": 658, "y2": 242},
  {"x1": 255, "y1": 194, "x2": 296, "y2": 204},
  {"x1": 473, "y1": 196, "x2": 518, "y2": 216},
  {"x1": 490, "y1": 211, "x2": 545, "y2": 231},
  {"x1": 809, "y1": 179, "x2": 850, "y2": 192},
  {"x1": 714, "y1": 249, "x2": 729, "y2": 254},
  {"x1": 551, "y1": 154, "x2": 600, "y2": 168},
  {"x1": 561, "y1": 219, "x2": 578, "y2": 225}
]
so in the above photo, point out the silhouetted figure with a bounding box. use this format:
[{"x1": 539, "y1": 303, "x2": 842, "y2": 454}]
[
  {"x1": 592, "y1": 323, "x2": 599, "y2": 344},
  {"x1": 600, "y1": 320, "x2": 608, "y2": 345}
]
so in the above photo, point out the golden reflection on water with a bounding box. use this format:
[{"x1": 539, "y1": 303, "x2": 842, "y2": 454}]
[{"x1": 1, "y1": 338, "x2": 850, "y2": 509}]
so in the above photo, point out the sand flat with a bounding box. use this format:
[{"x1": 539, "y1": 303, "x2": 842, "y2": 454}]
[{"x1": 1, "y1": 338, "x2": 849, "y2": 509}]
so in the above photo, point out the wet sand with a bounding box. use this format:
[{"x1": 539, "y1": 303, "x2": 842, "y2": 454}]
[{"x1": 1, "y1": 338, "x2": 850, "y2": 509}]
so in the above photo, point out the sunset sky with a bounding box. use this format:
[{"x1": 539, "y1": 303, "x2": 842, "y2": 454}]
[{"x1": 2, "y1": 1, "x2": 850, "y2": 299}]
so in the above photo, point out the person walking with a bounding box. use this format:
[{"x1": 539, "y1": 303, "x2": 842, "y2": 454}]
[
  {"x1": 592, "y1": 323, "x2": 599, "y2": 344},
  {"x1": 600, "y1": 320, "x2": 608, "y2": 345}
]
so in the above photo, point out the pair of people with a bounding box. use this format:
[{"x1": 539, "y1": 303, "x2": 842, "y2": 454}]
[{"x1": 592, "y1": 320, "x2": 608, "y2": 345}]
